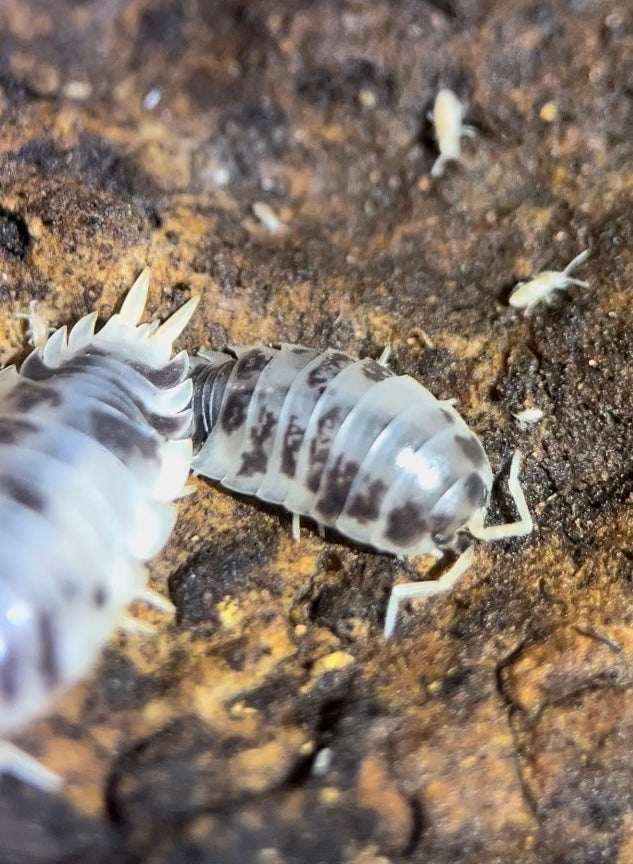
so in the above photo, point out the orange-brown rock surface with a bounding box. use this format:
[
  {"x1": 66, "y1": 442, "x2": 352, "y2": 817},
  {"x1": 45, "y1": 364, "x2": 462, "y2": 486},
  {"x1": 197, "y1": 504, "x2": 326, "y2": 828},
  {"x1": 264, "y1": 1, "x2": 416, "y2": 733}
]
[{"x1": 2, "y1": 2, "x2": 633, "y2": 862}]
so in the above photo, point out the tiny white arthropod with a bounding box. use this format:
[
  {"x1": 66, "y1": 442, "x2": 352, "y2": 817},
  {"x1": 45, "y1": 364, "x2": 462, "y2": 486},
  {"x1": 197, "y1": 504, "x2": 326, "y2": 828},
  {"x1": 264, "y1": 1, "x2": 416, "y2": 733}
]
[
  {"x1": 429, "y1": 88, "x2": 476, "y2": 178},
  {"x1": 189, "y1": 345, "x2": 533, "y2": 638},
  {"x1": 509, "y1": 249, "x2": 590, "y2": 315},
  {"x1": 252, "y1": 201, "x2": 289, "y2": 236},
  {"x1": 513, "y1": 408, "x2": 544, "y2": 430},
  {"x1": 0, "y1": 270, "x2": 198, "y2": 791}
]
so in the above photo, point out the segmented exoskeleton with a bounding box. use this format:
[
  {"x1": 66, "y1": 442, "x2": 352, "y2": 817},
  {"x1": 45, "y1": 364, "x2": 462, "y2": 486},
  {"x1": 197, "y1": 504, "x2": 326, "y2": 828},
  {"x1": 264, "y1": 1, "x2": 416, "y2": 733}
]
[
  {"x1": 189, "y1": 345, "x2": 533, "y2": 636},
  {"x1": 0, "y1": 271, "x2": 198, "y2": 790}
]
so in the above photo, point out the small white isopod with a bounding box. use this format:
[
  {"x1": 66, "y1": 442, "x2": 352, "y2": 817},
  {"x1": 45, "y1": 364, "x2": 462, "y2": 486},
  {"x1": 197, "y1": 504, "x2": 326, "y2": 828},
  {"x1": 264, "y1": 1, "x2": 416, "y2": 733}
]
[
  {"x1": 429, "y1": 88, "x2": 477, "y2": 178},
  {"x1": 189, "y1": 344, "x2": 533, "y2": 638},
  {"x1": 0, "y1": 270, "x2": 198, "y2": 791},
  {"x1": 513, "y1": 408, "x2": 544, "y2": 430},
  {"x1": 509, "y1": 249, "x2": 590, "y2": 315}
]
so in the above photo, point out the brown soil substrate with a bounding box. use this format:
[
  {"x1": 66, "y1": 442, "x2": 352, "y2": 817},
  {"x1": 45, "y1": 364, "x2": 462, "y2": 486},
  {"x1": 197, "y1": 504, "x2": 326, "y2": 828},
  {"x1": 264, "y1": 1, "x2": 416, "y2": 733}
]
[{"x1": 1, "y1": 2, "x2": 633, "y2": 862}]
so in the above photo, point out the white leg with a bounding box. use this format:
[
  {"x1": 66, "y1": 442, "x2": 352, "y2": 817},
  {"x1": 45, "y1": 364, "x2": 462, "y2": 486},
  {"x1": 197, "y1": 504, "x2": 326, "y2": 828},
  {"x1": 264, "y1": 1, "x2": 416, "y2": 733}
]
[
  {"x1": 384, "y1": 547, "x2": 474, "y2": 638},
  {"x1": 173, "y1": 484, "x2": 197, "y2": 500},
  {"x1": 430, "y1": 153, "x2": 448, "y2": 177},
  {"x1": 377, "y1": 346, "x2": 392, "y2": 367},
  {"x1": 461, "y1": 124, "x2": 478, "y2": 138},
  {"x1": 0, "y1": 740, "x2": 61, "y2": 792},
  {"x1": 120, "y1": 615, "x2": 157, "y2": 636},
  {"x1": 292, "y1": 512, "x2": 301, "y2": 542},
  {"x1": 137, "y1": 587, "x2": 175, "y2": 615},
  {"x1": 16, "y1": 301, "x2": 52, "y2": 349},
  {"x1": 468, "y1": 450, "x2": 533, "y2": 541},
  {"x1": 317, "y1": 522, "x2": 325, "y2": 539},
  {"x1": 563, "y1": 278, "x2": 589, "y2": 289}
]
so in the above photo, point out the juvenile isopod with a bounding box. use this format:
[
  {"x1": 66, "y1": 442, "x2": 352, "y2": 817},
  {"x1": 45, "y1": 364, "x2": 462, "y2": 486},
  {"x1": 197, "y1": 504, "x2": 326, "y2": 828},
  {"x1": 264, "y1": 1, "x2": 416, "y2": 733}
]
[
  {"x1": 513, "y1": 407, "x2": 544, "y2": 429},
  {"x1": 0, "y1": 270, "x2": 198, "y2": 790},
  {"x1": 509, "y1": 249, "x2": 590, "y2": 315},
  {"x1": 429, "y1": 88, "x2": 477, "y2": 178},
  {"x1": 189, "y1": 345, "x2": 533, "y2": 637}
]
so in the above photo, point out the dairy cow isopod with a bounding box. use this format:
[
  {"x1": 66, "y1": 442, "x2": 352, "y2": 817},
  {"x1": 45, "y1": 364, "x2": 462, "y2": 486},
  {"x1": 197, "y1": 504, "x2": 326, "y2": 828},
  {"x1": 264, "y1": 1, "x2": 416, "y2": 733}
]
[{"x1": 189, "y1": 344, "x2": 533, "y2": 636}]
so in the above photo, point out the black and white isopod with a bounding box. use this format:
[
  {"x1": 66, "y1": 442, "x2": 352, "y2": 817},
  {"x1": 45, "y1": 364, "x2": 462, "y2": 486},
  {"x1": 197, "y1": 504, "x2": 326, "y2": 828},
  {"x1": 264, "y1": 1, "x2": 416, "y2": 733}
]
[{"x1": 189, "y1": 344, "x2": 533, "y2": 636}]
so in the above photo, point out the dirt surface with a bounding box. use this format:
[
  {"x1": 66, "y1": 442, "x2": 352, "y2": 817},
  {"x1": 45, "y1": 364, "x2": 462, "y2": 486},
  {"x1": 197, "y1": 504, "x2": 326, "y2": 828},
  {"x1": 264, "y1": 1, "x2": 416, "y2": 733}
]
[{"x1": 1, "y1": 1, "x2": 633, "y2": 862}]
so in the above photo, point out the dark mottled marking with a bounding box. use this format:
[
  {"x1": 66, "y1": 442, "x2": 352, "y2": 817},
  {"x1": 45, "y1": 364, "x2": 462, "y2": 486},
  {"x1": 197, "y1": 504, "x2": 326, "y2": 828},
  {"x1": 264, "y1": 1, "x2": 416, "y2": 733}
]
[
  {"x1": 208, "y1": 362, "x2": 234, "y2": 428},
  {"x1": 238, "y1": 409, "x2": 276, "y2": 477},
  {"x1": 361, "y1": 360, "x2": 392, "y2": 383},
  {"x1": 385, "y1": 501, "x2": 429, "y2": 547},
  {"x1": 220, "y1": 389, "x2": 252, "y2": 434},
  {"x1": 145, "y1": 410, "x2": 190, "y2": 438},
  {"x1": 345, "y1": 478, "x2": 388, "y2": 524},
  {"x1": 280, "y1": 415, "x2": 305, "y2": 477},
  {"x1": 90, "y1": 408, "x2": 158, "y2": 461},
  {"x1": 235, "y1": 349, "x2": 271, "y2": 380},
  {"x1": 306, "y1": 352, "x2": 350, "y2": 389},
  {"x1": 0, "y1": 644, "x2": 19, "y2": 701},
  {"x1": 133, "y1": 352, "x2": 189, "y2": 388},
  {"x1": 16, "y1": 352, "x2": 53, "y2": 381},
  {"x1": 464, "y1": 472, "x2": 488, "y2": 507},
  {"x1": 93, "y1": 585, "x2": 107, "y2": 608},
  {"x1": 306, "y1": 406, "x2": 341, "y2": 492},
  {"x1": 7, "y1": 380, "x2": 62, "y2": 412},
  {"x1": 440, "y1": 408, "x2": 456, "y2": 424},
  {"x1": 220, "y1": 353, "x2": 271, "y2": 434},
  {"x1": 314, "y1": 456, "x2": 360, "y2": 520},
  {"x1": 291, "y1": 346, "x2": 312, "y2": 355},
  {"x1": 59, "y1": 576, "x2": 80, "y2": 602},
  {"x1": 0, "y1": 417, "x2": 38, "y2": 444},
  {"x1": 56, "y1": 373, "x2": 149, "y2": 429},
  {"x1": 455, "y1": 434, "x2": 487, "y2": 467},
  {"x1": 0, "y1": 474, "x2": 46, "y2": 513},
  {"x1": 38, "y1": 611, "x2": 60, "y2": 687},
  {"x1": 192, "y1": 360, "x2": 234, "y2": 445},
  {"x1": 429, "y1": 512, "x2": 457, "y2": 539}
]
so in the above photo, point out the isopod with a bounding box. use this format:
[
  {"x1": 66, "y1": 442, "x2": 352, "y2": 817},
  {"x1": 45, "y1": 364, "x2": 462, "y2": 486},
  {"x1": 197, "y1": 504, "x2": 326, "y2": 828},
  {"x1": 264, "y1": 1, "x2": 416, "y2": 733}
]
[
  {"x1": 513, "y1": 407, "x2": 544, "y2": 429},
  {"x1": 189, "y1": 345, "x2": 533, "y2": 637},
  {"x1": 429, "y1": 88, "x2": 477, "y2": 178},
  {"x1": 509, "y1": 249, "x2": 590, "y2": 315},
  {"x1": 0, "y1": 270, "x2": 198, "y2": 790}
]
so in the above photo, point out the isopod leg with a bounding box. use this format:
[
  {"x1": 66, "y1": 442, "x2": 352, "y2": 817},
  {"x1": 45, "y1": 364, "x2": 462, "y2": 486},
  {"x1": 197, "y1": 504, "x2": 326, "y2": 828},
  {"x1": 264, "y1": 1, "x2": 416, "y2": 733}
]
[
  {"x1": 119, "y1": 615, "x2": 157, "y2": 636},
  {"x1": 384, "y1": 547, "x2": 475, "y2": 638},
  {"x1": 292, "y1": 512, "x2": 301, "y2": 542},
  {"x1": 0, "y1": 740, "x2": 61, "y2": 792},
  {"x1": 469, "y1": 450, "x2": 533, "y2": 541},
  {"x1": 430, "y1": 153, "x2": 448, "y2": 177},
  {"x1": 377, "y1": 346, "x2": 392, "y2": 367},
  {"x1": 561, "y1": 278, "x2": 589, "y2": 289},
  {"x1": 137, "y1": 587, "x2": 176, "y2": 615}
]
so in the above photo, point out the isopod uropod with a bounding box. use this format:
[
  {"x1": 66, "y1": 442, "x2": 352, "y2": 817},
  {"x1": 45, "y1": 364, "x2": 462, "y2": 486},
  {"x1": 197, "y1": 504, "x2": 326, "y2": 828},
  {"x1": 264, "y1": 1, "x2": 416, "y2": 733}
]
[
  {"x1": 0, "y1": 270, "x2": 198, "y2": 790},
  {"x1": 189, "y1": 345, "x2": 533, "y2": 637}
]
